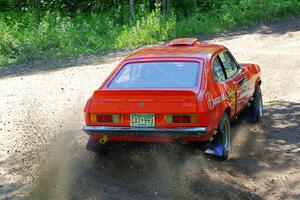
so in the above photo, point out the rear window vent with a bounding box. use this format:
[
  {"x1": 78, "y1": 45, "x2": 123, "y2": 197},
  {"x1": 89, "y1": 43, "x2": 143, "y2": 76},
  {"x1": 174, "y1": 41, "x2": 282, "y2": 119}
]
[{"x1": 168, "y1": 38, "x2": 201, "y2": 47}]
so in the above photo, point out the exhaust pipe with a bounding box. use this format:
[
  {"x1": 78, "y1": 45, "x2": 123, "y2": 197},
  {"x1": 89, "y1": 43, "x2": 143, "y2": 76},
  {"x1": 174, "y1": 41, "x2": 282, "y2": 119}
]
[{"x1": 99, "y1": 134, "x2": 109, "y2": 144}]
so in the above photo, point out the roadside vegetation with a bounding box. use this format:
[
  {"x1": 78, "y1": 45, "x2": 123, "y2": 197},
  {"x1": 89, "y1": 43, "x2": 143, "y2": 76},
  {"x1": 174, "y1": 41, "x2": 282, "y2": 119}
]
[{"x1": 0, "y1": 0, "x2": 300, "y2": 66}]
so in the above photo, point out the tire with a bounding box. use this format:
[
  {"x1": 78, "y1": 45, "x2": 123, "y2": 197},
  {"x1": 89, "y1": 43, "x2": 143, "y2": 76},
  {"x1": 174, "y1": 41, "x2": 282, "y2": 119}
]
[
  {"x1": 214, "y1": 113, "x2": 231, "y2": 160},
  {"x1": 95, "y1": 143, "x2": 111, "y2": 157},
  {"x1": 249, "y1": 86, "x2": 263, "y2": 122}
]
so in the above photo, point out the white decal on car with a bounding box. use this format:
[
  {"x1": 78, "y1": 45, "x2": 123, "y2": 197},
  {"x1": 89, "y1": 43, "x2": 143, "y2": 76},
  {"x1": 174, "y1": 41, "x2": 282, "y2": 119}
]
[{"x1": 206, "y1": 90, "x2": 228, "y2": 110}]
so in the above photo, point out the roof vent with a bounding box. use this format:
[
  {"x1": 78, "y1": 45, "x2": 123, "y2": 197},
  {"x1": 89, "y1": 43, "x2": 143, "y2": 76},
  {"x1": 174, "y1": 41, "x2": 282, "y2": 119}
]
[{"x1": 168, "y1": 38, "x2": 201, "y2": 47}]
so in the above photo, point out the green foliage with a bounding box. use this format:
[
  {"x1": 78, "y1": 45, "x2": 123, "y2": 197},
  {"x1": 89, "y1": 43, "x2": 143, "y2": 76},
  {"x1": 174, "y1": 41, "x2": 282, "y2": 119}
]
[
  {"x1": 116, "y1": 9, "x2": 175, "y2": 48},
  {"x1": 0, "y1": 10, "x2": 175, "y2": 66},
  {"x1": 176, "y1": 0, "x2": 300, "y2": 36},
  {"x1": 0, "y1": 0, "x2": 300, "y2": 66}
]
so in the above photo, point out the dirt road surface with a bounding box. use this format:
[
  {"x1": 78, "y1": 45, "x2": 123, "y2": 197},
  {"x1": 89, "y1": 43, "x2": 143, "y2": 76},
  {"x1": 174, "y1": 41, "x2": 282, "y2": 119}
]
[{"x1": 0, "y1": 18, "x2": 299, "y2": 200}]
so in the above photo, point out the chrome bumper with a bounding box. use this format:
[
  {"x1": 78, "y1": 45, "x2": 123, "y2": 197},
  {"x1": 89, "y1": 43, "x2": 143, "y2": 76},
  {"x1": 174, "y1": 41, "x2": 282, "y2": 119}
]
[{"x1": 83, "y1": 126, "x2": 208, "y2": 138}]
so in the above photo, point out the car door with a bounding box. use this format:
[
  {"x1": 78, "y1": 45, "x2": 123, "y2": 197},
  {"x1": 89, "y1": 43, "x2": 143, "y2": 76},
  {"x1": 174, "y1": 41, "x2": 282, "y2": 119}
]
[
  {"x1": 212, "y1": 55, "x2": 237, "y2": 118},
  {"x1": 218, "y1": 50, "x2": 248, "y2": 115}
]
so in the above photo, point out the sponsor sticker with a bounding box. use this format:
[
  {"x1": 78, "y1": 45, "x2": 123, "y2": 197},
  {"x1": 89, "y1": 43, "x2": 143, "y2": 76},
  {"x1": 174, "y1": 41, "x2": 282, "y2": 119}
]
[
  {"x1": 228, "y1": 89, "x2": 236, "y2": 104},
  {"x1": 206, "y1": 92, "x2": 214, "y2": 110},
  {"x1": 206, "y1": 91, "x2": 228, "y2": 110}
]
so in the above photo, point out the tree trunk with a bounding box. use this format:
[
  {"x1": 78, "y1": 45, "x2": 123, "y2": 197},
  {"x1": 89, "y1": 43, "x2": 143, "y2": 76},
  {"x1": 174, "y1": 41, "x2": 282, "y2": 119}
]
[
  {"x1": 130, "y1": 0, "x2": 135, "y2": 19},
  {"x1": 34, "y1": 0, "x2": 41, "y2": 23},
  {"x1": 162, "y1": 0, "x2": 168, "y2": 15}
]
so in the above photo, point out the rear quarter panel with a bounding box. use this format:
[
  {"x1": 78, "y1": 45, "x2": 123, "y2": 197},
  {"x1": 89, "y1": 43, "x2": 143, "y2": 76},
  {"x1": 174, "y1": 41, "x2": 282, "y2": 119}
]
[
  {"x1": 197, "y1": 59, "x2": 227, "y2": 132},
  {"x1": 241, "y1": 63, "x2": 261, "y2": 97}
]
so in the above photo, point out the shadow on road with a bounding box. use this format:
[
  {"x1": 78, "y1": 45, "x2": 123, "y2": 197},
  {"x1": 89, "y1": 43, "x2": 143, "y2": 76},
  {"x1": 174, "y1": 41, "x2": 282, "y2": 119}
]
[
  {"x1": 200, "y1": 17, "x2": 300, "y2": 41},
  {"x1": 0, "y1": 49, "x2": 132, "y2": 79},
  {"x1": 24, "y1": 100, "x2": 299, "y2": 200},
  {"x1": 227, "y1": 100, "x2": 300, "y2": 199}
]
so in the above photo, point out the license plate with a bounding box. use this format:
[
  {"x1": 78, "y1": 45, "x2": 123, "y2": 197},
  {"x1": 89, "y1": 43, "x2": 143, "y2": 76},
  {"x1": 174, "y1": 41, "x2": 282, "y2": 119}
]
[{"x1": 130, "y1": 114, "x2": 155, "y2": 127}]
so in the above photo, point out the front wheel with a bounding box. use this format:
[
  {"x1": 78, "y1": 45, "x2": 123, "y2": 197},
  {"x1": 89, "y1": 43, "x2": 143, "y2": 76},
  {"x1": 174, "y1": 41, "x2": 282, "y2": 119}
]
[{"x1": 249, "y1": 85, "x2": 263, "y2": 122}]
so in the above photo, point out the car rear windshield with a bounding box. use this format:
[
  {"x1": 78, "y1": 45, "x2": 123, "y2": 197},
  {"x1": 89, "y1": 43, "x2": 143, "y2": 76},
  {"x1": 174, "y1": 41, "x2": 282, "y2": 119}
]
[{"x1": 108, "y1": 62, "x2": 200, "y2": 88}]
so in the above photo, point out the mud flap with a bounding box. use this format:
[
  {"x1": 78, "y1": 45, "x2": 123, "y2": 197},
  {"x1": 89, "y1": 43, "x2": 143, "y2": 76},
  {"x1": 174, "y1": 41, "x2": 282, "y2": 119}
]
[
  {"x1": 86, "y1": 136, "x2": 101, "y2": 153},
  {"x1": 205, "y1": 143, "x2": 224, "y2": 157}
]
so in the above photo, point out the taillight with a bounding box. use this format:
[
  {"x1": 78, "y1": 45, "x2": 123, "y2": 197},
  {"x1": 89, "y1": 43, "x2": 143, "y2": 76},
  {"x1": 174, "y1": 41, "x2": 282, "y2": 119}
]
[
  {"x1": 97, "y1": 115, "x2": 112, "y2": 122},
  {"x1": 90, "y1": 114, "x2": 120, "y2": 123},
  {"x1": 173, "y1": 115, "x2": 191, "y2": 123},
  {"x1": 165, "y1": 114, "x2": 198, "y2": 124}
]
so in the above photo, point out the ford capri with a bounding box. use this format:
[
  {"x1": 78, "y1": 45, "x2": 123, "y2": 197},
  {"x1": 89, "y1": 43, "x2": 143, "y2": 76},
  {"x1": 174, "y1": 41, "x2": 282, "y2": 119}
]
[{"x1": 83, "y1": 38, "x2": 262, "y2": 160}]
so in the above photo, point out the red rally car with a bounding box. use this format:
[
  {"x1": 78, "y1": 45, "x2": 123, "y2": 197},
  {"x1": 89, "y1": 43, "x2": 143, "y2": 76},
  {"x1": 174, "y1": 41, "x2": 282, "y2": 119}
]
[{"x1": 83, "y1": 38, "x2": 263, "y2": 160}]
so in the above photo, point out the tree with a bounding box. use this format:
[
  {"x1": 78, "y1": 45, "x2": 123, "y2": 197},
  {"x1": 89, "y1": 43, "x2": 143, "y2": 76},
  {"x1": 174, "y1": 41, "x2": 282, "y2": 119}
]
[
  {"x1": 130, "y1": 0, "x2": 135, "y2": 19},
  {"x1": 162, "y1": 0, "x2": 168, "y2": 15},
  {"x1": 153, "y1": 0, "x2": 168, "y2": 15}
]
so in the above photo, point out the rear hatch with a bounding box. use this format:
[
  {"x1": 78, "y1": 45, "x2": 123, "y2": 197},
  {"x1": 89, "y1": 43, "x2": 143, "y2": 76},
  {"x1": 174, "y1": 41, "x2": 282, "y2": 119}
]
[
  {"x1": 89, "y1": 90, "x2": 198, "y2": 114},
  {"x1": 87, "y1": 60, "x2": 202, "y2": 127}
]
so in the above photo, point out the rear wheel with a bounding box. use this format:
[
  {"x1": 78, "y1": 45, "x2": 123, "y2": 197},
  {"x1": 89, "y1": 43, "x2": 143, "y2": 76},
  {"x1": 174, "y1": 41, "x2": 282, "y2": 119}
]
[
  {"x1": 95, "y1": 143, "x2": 112, "y2": 157},
  {"x1": 214, "y1": 113, "x2": 231, "y2": 160}
]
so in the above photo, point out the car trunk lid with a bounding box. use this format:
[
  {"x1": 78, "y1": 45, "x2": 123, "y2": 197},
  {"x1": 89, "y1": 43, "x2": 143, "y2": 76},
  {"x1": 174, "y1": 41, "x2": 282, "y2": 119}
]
[{"x1": 89, "y1": 90, "x2": 198, "y2": 114}]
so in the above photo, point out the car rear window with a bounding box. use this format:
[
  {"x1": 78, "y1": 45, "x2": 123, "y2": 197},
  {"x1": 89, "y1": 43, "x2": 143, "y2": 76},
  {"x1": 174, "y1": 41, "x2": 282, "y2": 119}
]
[{"x1": 108, "y1": 62, "x2": 200, "y2": 88}]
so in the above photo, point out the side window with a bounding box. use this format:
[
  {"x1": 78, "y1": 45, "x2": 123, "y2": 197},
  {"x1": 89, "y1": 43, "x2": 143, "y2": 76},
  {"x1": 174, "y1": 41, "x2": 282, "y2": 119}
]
[
  {"x1": 219, "y1": 51, "x2": 238, "y2": 78},
  {"x1": 212, "y1": 57, "x2": 226, "y2": 82}
]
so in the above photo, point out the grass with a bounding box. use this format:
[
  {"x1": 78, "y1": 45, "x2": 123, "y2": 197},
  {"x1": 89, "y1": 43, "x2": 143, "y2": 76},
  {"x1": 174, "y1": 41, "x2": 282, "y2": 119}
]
[
  {"x1": 176, "y1": 0, "x2": 300, "y2": 36},
  {"x1": 0, "y1": 9, "x2": 176, "y2": 66},
  {"x1": 0, "y1": 0, "x2": 300, "y2": 67}
]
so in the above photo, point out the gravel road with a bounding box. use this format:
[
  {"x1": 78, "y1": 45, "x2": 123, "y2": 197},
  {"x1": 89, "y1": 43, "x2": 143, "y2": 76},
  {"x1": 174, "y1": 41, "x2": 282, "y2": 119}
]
[{"x1": 0, "y1": 18, "x2": 299, "y2": 200}]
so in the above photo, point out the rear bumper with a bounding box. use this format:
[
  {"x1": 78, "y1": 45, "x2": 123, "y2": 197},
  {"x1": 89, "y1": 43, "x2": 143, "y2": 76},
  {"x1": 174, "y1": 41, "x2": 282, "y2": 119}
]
[{"x1": 83, "y1": 126, "x2": 208, "y2": 138}]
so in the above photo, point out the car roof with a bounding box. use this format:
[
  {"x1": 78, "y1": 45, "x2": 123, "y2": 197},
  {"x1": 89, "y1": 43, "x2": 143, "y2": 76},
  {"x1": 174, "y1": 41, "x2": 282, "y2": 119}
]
[{"x1": 125, "y1": 38, "x2": 225, "y2": 61}]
